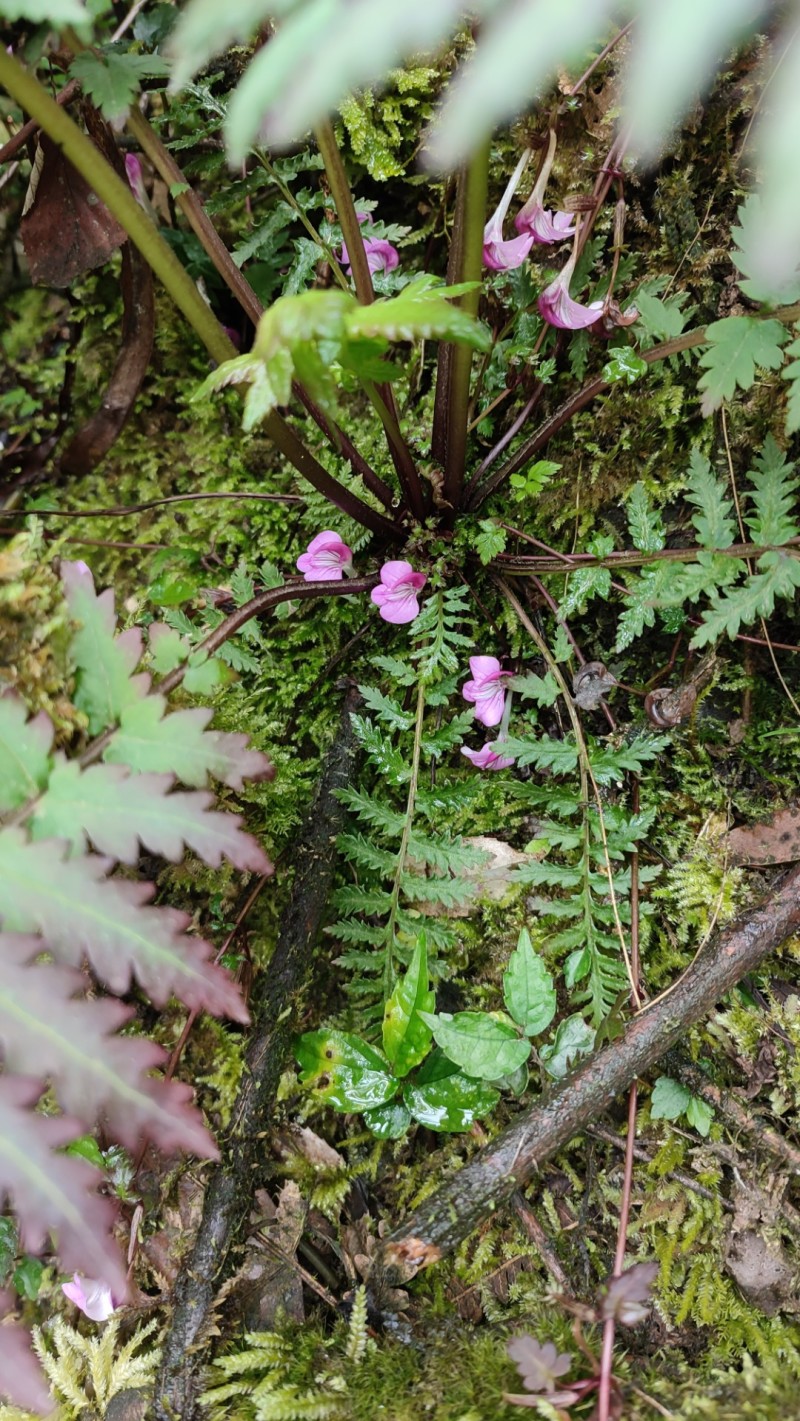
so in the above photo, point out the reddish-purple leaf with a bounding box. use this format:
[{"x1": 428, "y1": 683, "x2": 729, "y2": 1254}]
[
  {"x1": 30, "y1": 757, "x2": 272, "y2": 873},
  {"x1": 0, "y1": 1291, "x2": 52, "y2": 1414},
  {"x1": 0, "y1": 935, "x2": 217, "y2": 1156},
  {"x1": 0, "y1": 1077, "x2": 127, "y2": 1294},
  {"x1": 104, "y1": 693, "x2": 274, "y2": 788},
  {"x1": 600, "y1": 1261, "x2": 659, "y2": 1325},
  {"x1": 507, "y1": 1336, "x2": 574, "y2": 1392},
  {"x1": 0, "y1": 830, "x2": 248, "y2": 1019}
]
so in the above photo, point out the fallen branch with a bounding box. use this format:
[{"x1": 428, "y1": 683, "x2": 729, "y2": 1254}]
[
  {"x1": 377, "y1": 864, "x2": 800, "y2": 1281},
  {"x1": 154, "y1": 687, "x2": 361, "y2": 1420}
]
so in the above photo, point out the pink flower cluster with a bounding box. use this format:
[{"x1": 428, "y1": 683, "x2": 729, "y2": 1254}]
[
  {"x1": 296, "y1": 536, "x2": 426, "y2": 625},
  {"x1": 460, "y1": 656, "x2": 515, "y2": 772},
  {"x1": 483, "y1": 133, "x2": 575, "y2": 273}
]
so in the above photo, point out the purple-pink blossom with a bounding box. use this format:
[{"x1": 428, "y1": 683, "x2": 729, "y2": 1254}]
[
  {"x1": 341, "y1": 216, "x2": 399, "y2": 277},
  {"x1": 514, "y1": 131, "x2": 576, "y2": 246},
  {"x1": 124, "y1": 153, "x2": 147, "y2": 206},
  {"x1": 62, "y1": 1274, "x2": 116, "y2": 1322},
  {"x1": 370, "y1": 560, "x2": 426, "y2": 624},
  {"x1": 296, "y1": 531, "x2": 353, "y2": 581},
  {"x1": 483, "y1": 150, "x2": 534, "y2": 272},
  {"x1": 537, "y1": 248, "x2": 605, "y2": 331},
  {"x1": 462, "y1": 656, "x2": 511, "y2": 728},
  {"x1": 461, "y1": 742, "x2": 515, "y2": 771}
]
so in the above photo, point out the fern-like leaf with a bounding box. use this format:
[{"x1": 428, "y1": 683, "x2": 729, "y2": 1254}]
[
  {"x1": 0, "y1": 699, "x2": 53, "y2": 814},
  {"x1": 62, "y1": 561, "x2": 149, "y2": 733},
  {"x1": 104, "y1": 693, "x2": 272, "y2": 787}
]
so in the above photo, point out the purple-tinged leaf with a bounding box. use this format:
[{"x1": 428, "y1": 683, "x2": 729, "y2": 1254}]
[
  {"x1": 61, "y1": 561, "x2": 149, "y2": 733},
  {"x1": 0, "y1": 1290, "x2": 52, "y2": 1414},
  {"x1": 0, "y1": 829, "x2": 248, "y2": 1019},
  {"x1": 30, "y1": 757, "x2": 271, "y2": 873},
  {"x1": 507, "y1": 1336, "x2": 573, "y2": 1393},
  {"x1": 599, "y1": 1261, "x2": 659, "y2": 1325},
  {"x1": 104, "y1": 694, "x2": 273, "y2": 788},
  {"x1": 0, "y1": 935, "x2": 217, "y2": 1156},
  {"x1": 0, "y1": 696, "x2": 53, "y2": 813},
  {"x1": 0, "y1": 1077, "x2": 127, "y2": 1294}
]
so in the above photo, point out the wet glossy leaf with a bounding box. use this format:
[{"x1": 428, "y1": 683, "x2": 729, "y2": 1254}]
[
  {"x1": 404, "y1": 1053, "x2": 498, "y2": 1132},
  {"x1": 363, "y1": 1100, "x2": 412, "y2": 1139},
  {"x1": 539, "y1": 1015, "x2": 595, "y2": 1080},
  {"x1": 419, "y1": 1009, "x2": 530, "y2": 1080},
  {"x1": 296, "y1": 1030, "x2": 398, "y2": 1111},
  {"x1": 382, "y1": 934, "x2": 435, "y2": 1077},
  {"x1": 503, "y1": 929, "x2": 556, "y2": 1036}
]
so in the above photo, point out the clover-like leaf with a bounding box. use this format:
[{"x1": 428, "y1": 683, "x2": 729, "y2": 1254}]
[
  {"x1": 296, "y1": 1030, "x2": 398, "y2": 1111},
  {"x1": 419, "y1": 1009, "x2": 530, "y2": 1081},
  {"x1": 503, "y1": 928, "x2": 556, "y2": 1036}
]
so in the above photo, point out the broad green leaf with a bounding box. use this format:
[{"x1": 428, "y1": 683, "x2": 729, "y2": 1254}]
[
  {"x1": 382, "y1": 934, "x2": 435, "y2": 1077},
  {"x1": 29, "y1": 757, "x2": 269, "y2": 872},
  {"x1": 0, "y1": 0, "x2": 87, "y2": 18},
  {"x1": 698, "y1": 317, "x2": 789, "y2": 416},
  {"x1": 62, "y1": 561, "x2": 148, "y2": 733},
  {"x1": 685, "y1": 1096, "x2": 714, "y2": 1137},
  {"x1": 347, "y1": 280, "x2": 491, "y2": 350},
  {"x1": 603, "y1": 349, "x2": 648, "y2": 385},
  {"x1": 420, "y1": 1009, "x2": 530, "y2": 1081},
  {"x1": 539, "y1": 1015, "x2": 595, "y2": 1080},
  {"x1": 0, "y1": 828, "x2": 247, "y2": 1019},
  {"x1": 684, "y1": 447, "x2": 736, "y2": 550},
  {"x1": 0, "y1": 697, "x2": 52, "y2": 812},
  {"x1": 296, "y1": 1030, "x2": 398, "y2": 1111},
  {"x1": 503, "y1": 929, "x2": 556, "y2": 1037},
  {"x1": 649, "y1": 1074, "x2": 691, "y2": 1121},
  {"x1": 65, "y1": 1135, "x2": 106, "y2": 1171},
  {"x1": 363, "y1": 1100, "x2": 412, "y2": 1139},
  {"x1": 148, "y1": 625, "x2": 188, "y2": 675},
  {"x1": 104, "y1": 694, "x2": 272, "y2": 789},
  {"x1": 403, "y1": 1052, "x2": 499, "y2": 1132},
  {"x1": 13, "y1": 1257, "x2": 43, "y2": 1302},
  {"x1": 69, "y1": 51, "x2": 170, "y2": 123},
  {"x1": 633, "y1": 287, "x2": 687, "y2": 342},
  {"x1": 183, "y1": 651, "x2": 232, "y2": 696},
  {"x1": 255, "y1": 290, "x2": 352, "y2": 359}
]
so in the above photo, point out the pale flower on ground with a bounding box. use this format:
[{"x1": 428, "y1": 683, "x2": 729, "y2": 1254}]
[
  {"x1": 62, "y1": 1274, "x2": 116, "y2": 1322},
  {"x1": 296, "y1": 530, "x2": 353, "y2": 581},
  {"x1": 462, "y1": 656, "x2": 511, "y2": 728},
  {"x1": 461, "y1": 742, "x2": 515, "y2": 771},
  {"x1": 370, "y1": 560, "x2": 426, "y2": 624}
]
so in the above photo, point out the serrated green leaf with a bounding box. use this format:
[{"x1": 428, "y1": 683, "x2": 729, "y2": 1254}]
[
  {"x1": 62, "y1": 561, "x2": 148, "y2": 733},
  {"x1": 295, "y1": 1029, "x2": 398, "y2": 1110},
  {"x1": 420, "y1": 1009, "x2": 530, "y2": 1080},
  {"x1": 382, "y1": 934, "x2": 435, "y2": 1076},
  {"x1": 473, "y1": 519, "x2": 507, "y2": 565},
  {"x1": 0, "y1": 697, "x2": 53, "y2": 812},
  {"x1": 691, "y1": 552, "x2": 800, "y2": 646},
  {"x1": 685, "y1": 1096, "x2": 714, "y2": 1136},
  {"x1": 70, "y1": 51, "x2": 169, "y2": 122},
  {"x1": 626, "y1": 483, "x2": 665, "y2": 553},
  {"x1": 104, "y1": 694, "x2": 271, "y2": 788},
  {"x1": 698, "y1": 317, "x2": 789, "y2": 415},
  {"x1": 649, "y1": 1074, "x2": 691, "y2": 1121},
  {"x1": 746, "y1": 435, "x2": 799, "y2": 546},
  {"x1": 603, "y1": 348, "x2": 648, "y2": 385},
  {"x1": 539, "y1": 1015, "x2": 595, "y2": 1080},
  {"x1": 508, "y1": 671, "x2": 559, "y2": 706},
  {"x1": 347, "y1": 279, "x2": 491, "y2": 350},
  {"x1": 503, "y1": 928, "x2": 556, "y2": 1037},
  {"x1": 560, "y1": 535, "x2": 614, "y2": 618},
  {"x1": 684, "y1": 447, "x2": 736, "y2": 549},
  {"x1": 731, "y1": 195, "x2": 800, "y2": 307}
]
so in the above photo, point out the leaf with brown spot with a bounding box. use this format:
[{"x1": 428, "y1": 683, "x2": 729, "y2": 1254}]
[
  {"x1": 21, "y1": 135, "x2": 127, "y2": 287},
  {"x1": 727, "y1": 802, "x2": 800, "y2": 865}
]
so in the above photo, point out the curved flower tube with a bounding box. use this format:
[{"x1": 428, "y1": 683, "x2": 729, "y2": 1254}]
[
  {"x1": 483, "y1": 150, "x2": 534, "y2": 271},
  {"x1": 62, "y1": 1274, "x2": 116, "y2": 1322},
  {"x1": 371, "y1": 560, "x2": 426, "y2": 624},
  {"x1": 296, "y1": 531, "x2": 353, "y2": 581},
  {"x1": 461, "y1": 742, "x2": 515, "y2": 771},
  {"x1": 537, "y1": 248, "x2": 605, "y2": 331},
  {"x1": 514, "y1": 130, "x2": 576, "y2": 245}
]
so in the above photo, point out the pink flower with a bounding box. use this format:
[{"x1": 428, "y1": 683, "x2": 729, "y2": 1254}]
[
  {"x1": 461, "y1": 742, "x2": 515, "y2": 771},
  {"x1": 483, "y1": 150, "x2": 535, "y2": 272},
  {"x1": 124, "y1": 153, "x2": 147, "y2": 206},
  {"x1": 341, "y1": 228, "x2": 399, "y2": 276},
  {"x1": 462, "y1": 656, "x2": 511, "y2": 728},
  {"x1": 62, "y1": 1274, "x2": 116, "y2": 1322},
  {"x1": 370, "y1": 560, "x2": 426, "y2": 624},
  {"x1": 296, "y1": 530, "x2": 353, "y2": 581},
  {"x1": 537, "y1": 249, "x2": 605, "y2": 331},
  {"x1": 514, "y1": 131, "x2": 576, "y2": 246}
]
